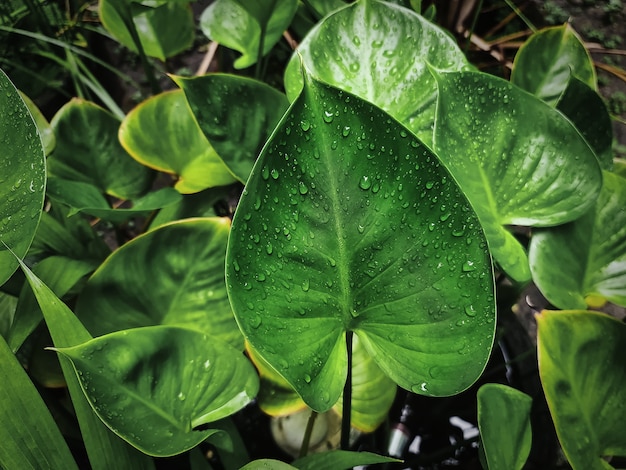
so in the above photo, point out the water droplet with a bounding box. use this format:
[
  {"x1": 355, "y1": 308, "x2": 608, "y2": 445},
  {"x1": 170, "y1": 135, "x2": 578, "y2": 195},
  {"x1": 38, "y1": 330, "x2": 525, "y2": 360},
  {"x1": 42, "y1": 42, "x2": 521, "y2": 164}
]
[
  {"x1": 204, "y1": 360, "x2": 211, "y2": 369},
  {"x1": 233, "y1": 260, "x2": 241, "y2": 272},
  {"x1": 464, "y1": 305, "x2": 477, "y2": 317},
  {"x1": 265, "y1": 243, "x2": 273, "y2": 255},
  {"x1": 177, "y1": 392, "x2": 186, "y2": 401},
  {"x1": 358, "y1": 175, "x2": 372, "y2": 190},
  {"x1": 349, "y1": 63, "x2": 360, "y2": 72},
  {"x1": 301, "y1": 279, "x2": 310, "y2": 292},
  {"x1": 329, "y1": 257, "x2": 337, "y2": 267},
  {"x1": 323, "y1": 110, "x2": 334, "y2": 123},
  {"x1": 411, "y1": 382, "x2": 428, "y2": 393},
  {"x1": 298, "y1": 181, "x2": 308, "y2": 195},
  {"x1": 425, "y1": 181, "x2": 434, "y2": 189},
  {"x1": 250, "y1": 315, "x2": 262, "y2": 328},
  {"x1": 256, "y1": 273, "x2": 266, "y2": 282},
  {"x1": 342, "y1": 126, "x2": 351, "y2": 137},
  {"x1": 357, "y1": 224, "x2": 365, "y2": 234},
  {"x1": 304, "y1": 374, "x2": 311, "y2": 383},
  {"x1": 261, "y1": 166, "x2": 270, "y2": 180},
  {"x1": 271, "y1": 168, "x2": 279, "y2": 180},
  {"x1": 300, "y1": 120, "x2": 311, "y2": 131},
  {"x1": 462, "y1": 260, "x2": 476, "y2": 272}
]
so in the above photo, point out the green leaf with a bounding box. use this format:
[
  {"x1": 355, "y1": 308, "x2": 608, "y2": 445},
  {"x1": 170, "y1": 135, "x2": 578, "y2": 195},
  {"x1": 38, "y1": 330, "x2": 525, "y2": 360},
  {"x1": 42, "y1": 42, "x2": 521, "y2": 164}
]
[
  {"x1": 303, "y1": 0, "x2": 346, "y2": 18},
  {"x1": 0, "y1": 292, "x2": 17, "y2": 339},
  {"x1": 49, "y1": 98, "x2": 154, "y2": 199},
  {"x1": 0, "y1": 335, "x2": 78, "y2": 470},
  {"x1": 477, "y1": 383, "x2": 532, "y2": 470},
  {"x1": 511, "y1": 24, "x2": 596, "y2": 106},
  {"x1": 0, "y1": 68, "x2": 46, "y2": 285},
  {"x1": 53, "y1": 325, "x2": 260, "y2": 457},
  {"x1": 46, "y1": 178, "x2": 182, "y2": 223},
  {"x1": 556, "y1": 74, "x2": 613, "y2": 171},
  {"x1": 432, "y1": 70, "x2": 603, "y2": 283},
  {"x1": 15, "y1": 256, "x2": 155, "y2": 470},
  {"x1": 8, "y1": 255, "x2": 96, "y2": 352},
  {"x1": 200, "y1": 0, "x2": 298, "y2": 69},
  {"x1": 293, "y1": 450, "x2": 400, "y2": 470},
  {"x1": 283, "y1": 0, "x2": 470, "y2": 146},
  {"x1": 240, "y1": 460, "x2": 296, "y2": 470},
  {"x1": 100, "y1": 0, "x2": 194, "y2": 61},
  {"x1": 175, "y1": 74, "x2": 289, "y2": 183},
  {"x1": 148, "y1": 186, "x2": 228, "y2": 230},
  {"x1": 19, "y1": 91, "x2": 56, "y2": 156},
  {"x1": 226, "y1": 72, "x2": 495, "y2": 412},
  {"x1": 77, "y1": 218, "x2": 243, "y2": 348},
  {"x1": 537, "y1": 310, "x2": 626, "y2": 469},
  {"x1": 119, "y1": 90, "x2": 237, "y2": 193},
  {"x1": 529, "y1": 171, "x2": 626, "y2": 309}
]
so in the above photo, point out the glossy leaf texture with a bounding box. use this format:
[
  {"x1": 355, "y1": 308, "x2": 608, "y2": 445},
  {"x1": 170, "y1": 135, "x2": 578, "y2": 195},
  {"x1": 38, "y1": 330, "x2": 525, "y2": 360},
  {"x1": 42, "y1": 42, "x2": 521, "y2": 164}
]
[
  {"x1": 283, "y1": 0, "x2": 470, "y2": 146},
  {"x1": 100, "y1": 0, "x2": 194, "y2": 61},
  {"x1": 537, "y1": 310, "x2": 626, "y2": 469},
  {"x1": 175, "y1": 74, "x2": 289, "y2": 183},
  {"x1": 556, "y1": 74, "x2": 613, "y2": 171},
  {"x1": 432, "y1": 70, "x2": 602, "y2": 283},
  {"x1": 0, "y1": 335, "x2": 78, "y2": 470},
  {"x1": 529, "y1": 171, "x2": 626, "y2": 309},
  {"x1": 54, "y1": 326, "x2": 259, "y2": 457},
  {"x1": 49, "y1": 99, "x2": 154, "y2": 199},
  {"x1": 19, "y1": 91, "x2": 55, "y2": 156},
  {"x1": 511, "y1": 24, "x2": 596, "y2": 106},
  {"x1": 477, "y1": 383, "x2": 532, "y2": 470},
  {"x1": 200, "y1": 0, "x2": 298, "y2": 69},
  {"x1": 0, "y1": 69, "x2": 46, "y2": 285},
  {"x1": 46, "y1": 178, "x2": 182, "y2": 223},
  {"x1": 119, "y1": 90, "x2": 236, "y2": 193},
  {"x1": 226, "y1": 72, "x2": 495, "y2": 412},
  {"x1": 77, "y1": 218, "x2": 243, "y2": 348}
]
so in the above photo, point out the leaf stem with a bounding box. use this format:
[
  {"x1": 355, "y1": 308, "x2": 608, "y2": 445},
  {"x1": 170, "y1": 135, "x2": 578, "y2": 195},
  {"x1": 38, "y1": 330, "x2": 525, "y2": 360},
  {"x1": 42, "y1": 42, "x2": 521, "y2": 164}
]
[
  {"x1": 298, "y1": 409, "x2": 318, "y2": 458},
  {"x1": 340, "y1": 331, "x2": 354, "y2": 450}
]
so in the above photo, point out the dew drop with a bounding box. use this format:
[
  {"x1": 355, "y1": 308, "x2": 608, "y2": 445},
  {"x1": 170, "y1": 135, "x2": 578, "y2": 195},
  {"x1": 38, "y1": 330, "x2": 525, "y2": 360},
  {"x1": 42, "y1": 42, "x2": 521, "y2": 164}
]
[
  {"x1": 298, "y1": 181, "x2": 308, "y2": 195},
  {"x1": 261, "y1": 166, "x2": 270, "y2": 180},
  {"x1": 323, "y1": 110, "x2": 334, "y2": 123},
  {"x1": 462, "y1": 260, "x2": 476, "y2": 272},
  {"x1": 342, "y1": 126, "x2": 351, "y2": 137},
  {"x1": 304, "y1": 374, "x2": 312, "y2": 384},
  {"x1": 425, "y1": 181, "x2": 434, "y2": 189},
  {"x1": 300, "y1": 120, "x2": 311, "y2": 131},
  {"x1": 359, "y1": 175, "x2": 372, "y2": 190},
  {"x1": 177, "y1": 392, "x2": 186, "y2": 401},
  {"x1": 271, "y1": 168, "x2": 279, "y2": 180},
  {"x1": 301, "y1": 279, "x2": 310, "y2": 292},
  {"x1": 464, "y1": 304, "x2": 477, "y2": 317},
  {"x1": 266, "y1": 243, "x2": 274, "y2": 255},
  {"x1": 250, "y1": 315, "x2": 262, "y2": 328}
]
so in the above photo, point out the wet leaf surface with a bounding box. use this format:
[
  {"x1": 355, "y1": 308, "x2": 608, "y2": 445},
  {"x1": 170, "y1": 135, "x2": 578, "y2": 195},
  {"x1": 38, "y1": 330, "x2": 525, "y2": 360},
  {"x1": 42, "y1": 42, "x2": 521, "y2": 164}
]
[{"x1": 227, "y1": 72, "x2": 495, "y2": 412}]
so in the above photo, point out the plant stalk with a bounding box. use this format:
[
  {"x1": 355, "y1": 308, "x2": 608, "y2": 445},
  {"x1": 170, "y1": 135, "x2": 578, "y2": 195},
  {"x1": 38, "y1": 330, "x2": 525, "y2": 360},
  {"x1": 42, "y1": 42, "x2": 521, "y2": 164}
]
[
  {"x1": 298, "y1": 409, "x2": 318, "y2": 458},
  {"x1": 340, "y1": 331, "x2": 354, "y2": 450}
]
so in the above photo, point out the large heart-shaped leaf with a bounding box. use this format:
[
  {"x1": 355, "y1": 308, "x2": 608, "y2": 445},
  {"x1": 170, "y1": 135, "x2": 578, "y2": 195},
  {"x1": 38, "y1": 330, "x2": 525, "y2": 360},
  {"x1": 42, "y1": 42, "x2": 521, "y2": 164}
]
[
  {"x1": 556, "y1": 74, "x2": 613, "y2": 171},
  {"x1": 477, "y1": 383, "x2": 532, "y2": 470},
  {"x1": 283, "y1": 0, "x2": 470, "y2": 146},
  {"x1": 537, "y1": 310, "x2": 626, "y2": 469},
  {"x1": 46, "y1": 178, "x2": 182, "y2": 223},
  {"x1": 100, "y1": 0, "x2": 194, "y2": 61},
  {"x1": 175, "y1": 74, "x2": 289, "y2": 183},
  {"x1": 49, "y1": 99, "x2": 154, "y2": 199},
  {"x1": 53, "y1": 326, "x2": 259, "y2": 457},
  {"x1": 0, "y1": 69, "x2": 46, "y2": 285},
  {"x1": 200, "y1": 0, "x2": 298, "y2": 69},
  {"x1": 432, "y1": 70, "x2": 603, "y2": 283},
  {"x1": 77, "y1": 218, "x2": 243, "y2": 348},
  {"x1": 529, "y1": 171, "x2": 626, "y2": 309},
  {"x1": 119, "y1": 90, "x2": 237, "y2": 193},
  {"x1": 511, "y1": 24, "x2": 596, "y2": 106},
  {"x1": 226, "y1": 72, "x2": 495, "y2": 412}
]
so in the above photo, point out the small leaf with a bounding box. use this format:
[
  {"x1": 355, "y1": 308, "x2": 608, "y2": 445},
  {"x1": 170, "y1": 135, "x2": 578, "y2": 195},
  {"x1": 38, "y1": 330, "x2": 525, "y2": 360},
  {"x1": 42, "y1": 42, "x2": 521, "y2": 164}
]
[
  {"x1": 49, "y1": 99, "x2": 154, "y2": 199},
  {"x1": 477, "y1": 383, "x2": 532, "y2": 470},
  {"x1": 537, "y1": 310, "x2": 626, "y2": 468},
  {"x1": 283, "y1": 0, "x2": 470, "y2": 146},
  {"x1": 227, "y1": 72, "x2": 495, "y2": 412},
  {"x1": 511, "y1": 24, "x2": 596, "y2": 106},
  {"x1": 175, "y1": 74, "x2": 289, "y2": 183},
  {"x1": 240, "y1": 460, "x2": 296, "y2": 470},
  {"x1": 46, "y1": 178, "x2": 182, "y2": 223},
  {"x1": 119, "y1": 90, "x2": 237, "y2": 193},
  {"x1": 293, "y1": 450, "x2": 400, "y2": 470},
  {"x1": 0, "y1": 335, "x2": 78, "y2": 470},
  {"x1": 0, "y1": 68, "x2": 46, "y2": 285},
  {"x1": 100, "y1": 0, "x2": 194, "y2": 61},
  {"x1": 432, "y1": 70, "x2": 602, "y2": 282},
  {"x1": 148, "y1": 186, "x2": 228, "y2": 230},
  {"x1": 200, "y1": 0, "x2": 298, "y2": 69},
  {"x1": 53, "y1": 325, "x2": 259, "y2": 457},
  {"x1": 77, "y1": 218, "x2": 243, "y2": 348},
  {"x1": 530, "y1": 171, "x2": 626, "y2": 309}
]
